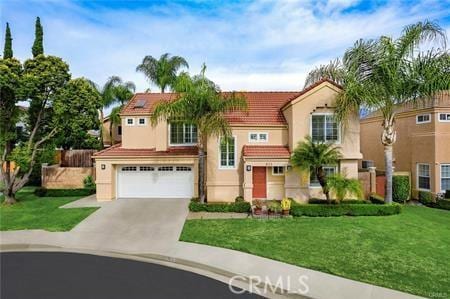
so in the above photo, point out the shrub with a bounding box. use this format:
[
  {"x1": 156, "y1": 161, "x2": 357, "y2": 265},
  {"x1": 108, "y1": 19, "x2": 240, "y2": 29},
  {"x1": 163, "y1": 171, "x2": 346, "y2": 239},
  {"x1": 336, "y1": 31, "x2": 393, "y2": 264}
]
[
  {"x1": 369, "y1": 193, "x2": 385, "y2": 204},
  {"x1": 327, "y1": 173, "x2": 363, "y2": 202},
  {"x1": 445, "y1": 190, "x2": 450, "y2": 199},
  {"x1": 308, "y1": 198, "x2": 368, "y2": 204},
  {"x1": 235, "y1": 196, "x2": 245, "y2": 203},
  {"x1": 268, "y1": 201, "x2": 282, "y2": 213},
  {"x1": 34, "y1": 187, "x2": 95, "y2": 197},
  {"x1": 83, "y1": 175, "x2": 96, "y2": 189},
  {"x1": 418, "y1": 191, "x2": 434, "y2": 204},
  {"x1": 281, "y1": 198, "x2": 291, "y2": 211},
  {"x1": 190, "y1": 197, "x2": 200, "y2": 203},
  {"x1": 290, "y1": 203, "x2": 401, "y2": 217},
  {"x1": 189, "y1": 201, "x2": 251, "y2": 213},
  {"x1": 435, "y1": 199, "x2": 450, "y2": 210},
  {"x1": 392, "y1": 175, "x2": 410, "y2": 203}
]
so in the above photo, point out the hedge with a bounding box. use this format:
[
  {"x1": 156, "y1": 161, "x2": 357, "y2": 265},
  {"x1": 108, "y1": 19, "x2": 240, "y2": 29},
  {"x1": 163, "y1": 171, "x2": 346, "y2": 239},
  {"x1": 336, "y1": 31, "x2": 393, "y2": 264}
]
[
  {"x1": 445, "y1": 190, "x2": 450, "y2": 199},
  {"x1": 189, "y1": 201, "x2": 251, "y2": 213},
  {"x1": 290, "y1": 203, "x2": 401, "y2": 217},
  {"x1": 308, "y1": 198, "x2": 369, "y2": 204},
  {"x1": 435, "y1": 199, "x2": 450, "y2": 210},
  {"x1": 418, "y1": 191, "x2": 434, "y2": 205},
  {"x1": 392, "y1": 175, "x2": 410, "y2": 202},
  {"x1": 34, "y1": 187, "x2": 96, "y2": 197}
]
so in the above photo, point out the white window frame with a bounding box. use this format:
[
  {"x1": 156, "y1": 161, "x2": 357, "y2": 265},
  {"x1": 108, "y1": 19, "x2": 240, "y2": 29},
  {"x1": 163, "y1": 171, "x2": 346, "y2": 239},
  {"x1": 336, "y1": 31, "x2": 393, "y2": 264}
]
[
  {"x1": 137, "y1": 117, "x2": 147, "y2": 126},
  {"x1": 248, "y1": 132, "x2": 269, "y2": 143},
  {"x1": 416, "y1": 113, "x2": 431, "y2": 124},
  {"x1": 417, "y1": 163, "x2": 431, "y2": 191},
  {"x1": 218, "y1": 136, "x2": 237, "y2": 170},
  {"x1": 168, "y1": 123, "x2": 198, "y2": 146},
  {"x1": 309, "y1": 165, "x2": 337, "y2": 188},
  {"x1": 440, "y1": 164, "x2": 450, "y2": 192},
  {"x1": 438, "y1": 113, "x2": 450, "y2": 122},
  {"x1": 125, "y1": 118, "x2": 134, "y2": 126},
  {"x1": 272, "y1": 166, "x2": 285, "y2": 176},
  {"x1": 310, "y1": 113, "x2": 341, "y2": 144}
]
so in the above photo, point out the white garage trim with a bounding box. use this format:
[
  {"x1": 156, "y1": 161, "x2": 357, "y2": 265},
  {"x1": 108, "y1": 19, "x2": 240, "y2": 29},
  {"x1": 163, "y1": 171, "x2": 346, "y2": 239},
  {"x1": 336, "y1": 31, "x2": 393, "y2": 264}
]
[{"x1": 117, "y1": 165, "x2": 194, "y2": 199}]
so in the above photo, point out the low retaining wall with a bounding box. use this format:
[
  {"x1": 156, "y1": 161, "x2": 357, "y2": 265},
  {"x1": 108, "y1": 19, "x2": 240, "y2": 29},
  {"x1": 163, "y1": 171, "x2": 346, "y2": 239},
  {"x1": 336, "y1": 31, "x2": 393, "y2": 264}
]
[{"x1": 42, "y1": 165, "x2": 94, "y2": 189}]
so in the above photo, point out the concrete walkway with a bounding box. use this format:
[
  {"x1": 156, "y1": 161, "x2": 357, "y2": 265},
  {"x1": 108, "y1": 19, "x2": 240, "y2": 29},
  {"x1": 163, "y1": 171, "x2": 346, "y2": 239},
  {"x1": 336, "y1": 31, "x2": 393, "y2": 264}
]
[{"x1": 0, "y1": 196, "x2": 423, "y2": 299}]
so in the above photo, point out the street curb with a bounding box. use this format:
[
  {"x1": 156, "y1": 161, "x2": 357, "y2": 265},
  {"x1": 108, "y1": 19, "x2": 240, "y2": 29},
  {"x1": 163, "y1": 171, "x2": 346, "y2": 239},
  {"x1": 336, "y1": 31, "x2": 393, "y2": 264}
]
[{"x1": 0, "y1": 243, "x2": 307, "y2": 299}]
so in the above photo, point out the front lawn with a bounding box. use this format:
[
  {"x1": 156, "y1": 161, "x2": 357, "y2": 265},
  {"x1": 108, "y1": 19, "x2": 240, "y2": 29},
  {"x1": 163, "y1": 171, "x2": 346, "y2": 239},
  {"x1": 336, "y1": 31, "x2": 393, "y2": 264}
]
[
  {"x1": 180, "y1": 206, "x2": 450, "y2": 298},
  {"x1": 1, "y1": 187, "x2": 98, "y2": 231}
]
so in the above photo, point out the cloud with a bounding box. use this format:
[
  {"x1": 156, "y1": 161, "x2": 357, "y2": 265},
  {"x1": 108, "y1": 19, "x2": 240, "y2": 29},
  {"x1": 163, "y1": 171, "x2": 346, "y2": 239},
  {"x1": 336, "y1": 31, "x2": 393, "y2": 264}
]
[{"x1": 1, "y1": 0, "x2": 449, "y2": 94}]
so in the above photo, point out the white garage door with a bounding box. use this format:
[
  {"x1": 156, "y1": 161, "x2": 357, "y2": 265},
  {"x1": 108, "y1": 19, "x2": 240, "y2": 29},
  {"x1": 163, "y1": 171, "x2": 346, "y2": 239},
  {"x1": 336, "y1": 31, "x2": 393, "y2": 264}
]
[{"x1": 117, "y1": 165, "x2": 194, "y2": 198}]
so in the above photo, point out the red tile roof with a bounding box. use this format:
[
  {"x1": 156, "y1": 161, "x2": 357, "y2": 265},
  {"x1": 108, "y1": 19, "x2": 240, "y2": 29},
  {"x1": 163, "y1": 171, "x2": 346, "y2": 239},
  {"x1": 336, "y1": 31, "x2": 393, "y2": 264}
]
[
  {"x1": 121, "y1": 93, "x2": 177, "y2": 115},
  {"x1": 242, "y1": 145, "x2": 291, "y2": 158},
  {"x1": 93, "y1": 143, "x2": 198, "y2": 158}
]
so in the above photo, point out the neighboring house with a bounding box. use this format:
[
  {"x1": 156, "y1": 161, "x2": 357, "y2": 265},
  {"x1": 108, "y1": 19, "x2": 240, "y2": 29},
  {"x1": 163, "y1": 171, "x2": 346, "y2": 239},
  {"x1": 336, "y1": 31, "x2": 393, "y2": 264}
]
[
  {"x1": 102, "y1": 116, "x2": 122, "y2": 147},
  {"x1": 360, "y1": 93, "x2": 450, "y2": 195},
  {"x1": 93, "y1": 79, "x2": 362, "y2": 202}
]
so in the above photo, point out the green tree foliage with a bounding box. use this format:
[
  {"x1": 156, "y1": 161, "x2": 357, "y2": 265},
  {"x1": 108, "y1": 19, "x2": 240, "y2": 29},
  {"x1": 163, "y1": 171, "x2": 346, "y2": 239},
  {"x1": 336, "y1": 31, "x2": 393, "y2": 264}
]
[
  {"x1": 151, "y1": 65, "x2": 247, "y2": 202},
  {"x1": 3, "y1": 22, "x2": 13, "y2": 59},
  {"x1": 327, "y1": 173, "x2": 363, "y2": 202},
  {"x1": 290, "y1": 136, "x2": 342, "y2": 203},
  {"x1": 31, "y1": 17, "x2": 44, "y2": 57},
  {"x1": 53, "y1": 78, "x2": 102, "y2": 149},
  {"x1": 392, "y1": 175, "x2": 410, "y2": 203},
  {"x1": 136, "y1": 53, "x2": 188, "y2": 92}
]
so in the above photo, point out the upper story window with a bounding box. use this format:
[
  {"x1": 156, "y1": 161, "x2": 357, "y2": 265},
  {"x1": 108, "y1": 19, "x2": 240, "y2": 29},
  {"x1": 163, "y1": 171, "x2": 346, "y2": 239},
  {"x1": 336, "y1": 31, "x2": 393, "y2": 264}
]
[
  {"x1": 170, "y1": 123, "x2": 198, "y2": 145},
  {"x1": 249, "y1": 132, "x2": 268, "y2": 143},
  {"x1": 439, "y1": 113, "x2": 450, "y2": 122},
  {"x1": 219, "y1": 136, "x2": 236, "y2": 169},
  {"x1": 416, "y1": 114, "x2": 431, "y2": 124},
  {"x1": 441, "y1": 164, "x2": 450, "y2": 192},
  {"x1": 272, "y1": 166, "x2": 284, "y2": 175},
  {"x1": 417, "y1": 163, "x2": 430, "y2": 191},
  {"x1": 311, "y1": 114, "x2": 339, "y2": 143},
  {"x1": 138, "y1": 118, "x2": 147, "y2": 126},
  {"x1": 126, "y1": 118, "x2": 134, "y2": 126},
  {"x1": 310, "y1": 166, "x2": 336, "y2": 187}
]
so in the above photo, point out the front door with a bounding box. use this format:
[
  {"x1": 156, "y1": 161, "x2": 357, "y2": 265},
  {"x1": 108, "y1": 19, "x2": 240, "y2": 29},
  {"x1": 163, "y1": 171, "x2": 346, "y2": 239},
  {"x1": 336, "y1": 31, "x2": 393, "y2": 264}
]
[{"x1": 252, "y1": 167, "x2": 267, "y2": 198}]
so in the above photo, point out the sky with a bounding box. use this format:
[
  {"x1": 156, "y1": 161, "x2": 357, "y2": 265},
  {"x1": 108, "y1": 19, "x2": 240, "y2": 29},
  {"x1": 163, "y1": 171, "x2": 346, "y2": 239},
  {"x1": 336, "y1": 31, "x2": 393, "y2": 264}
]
[{"x1": 2, "y1": 0, "x2": 450, "y2": 93}]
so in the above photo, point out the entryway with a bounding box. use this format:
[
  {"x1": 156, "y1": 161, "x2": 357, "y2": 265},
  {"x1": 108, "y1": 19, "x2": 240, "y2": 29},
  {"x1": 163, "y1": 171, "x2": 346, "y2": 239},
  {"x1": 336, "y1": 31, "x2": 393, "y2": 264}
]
[{"x1": 252, "y1": 166, "x2": 267, "y2": 198}]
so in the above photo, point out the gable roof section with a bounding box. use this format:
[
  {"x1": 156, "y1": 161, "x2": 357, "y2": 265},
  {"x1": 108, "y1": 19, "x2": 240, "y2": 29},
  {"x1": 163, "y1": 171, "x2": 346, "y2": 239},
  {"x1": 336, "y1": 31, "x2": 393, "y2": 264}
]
[
  {"x1": 93, "y1": 143, "x2": 198, "y2": 158},
  {"x1": 243, "y1": 145, "x2": 290, "y2": 158}
]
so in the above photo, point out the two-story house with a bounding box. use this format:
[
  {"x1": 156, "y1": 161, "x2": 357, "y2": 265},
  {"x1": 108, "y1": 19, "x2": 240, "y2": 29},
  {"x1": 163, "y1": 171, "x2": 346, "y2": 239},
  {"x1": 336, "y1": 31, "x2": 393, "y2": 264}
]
[
  {"x1": 360, "y1": 93, "x2": 450, "y2": 195},
  {"x1": 93, "y1": 79, "x2": 362, "y2": 202}
]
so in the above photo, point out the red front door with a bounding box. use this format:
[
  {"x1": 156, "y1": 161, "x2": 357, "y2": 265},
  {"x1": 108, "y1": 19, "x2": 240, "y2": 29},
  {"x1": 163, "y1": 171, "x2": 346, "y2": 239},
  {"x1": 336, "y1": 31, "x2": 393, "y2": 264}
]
[{"x1": 252, "y1": 167, "x2": 267, "y2": 198}]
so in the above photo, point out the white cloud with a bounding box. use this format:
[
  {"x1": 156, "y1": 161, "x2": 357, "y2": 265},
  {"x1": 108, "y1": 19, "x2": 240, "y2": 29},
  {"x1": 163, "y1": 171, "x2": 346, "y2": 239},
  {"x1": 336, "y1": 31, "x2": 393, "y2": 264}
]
[{"x1": 1, "y1": 0, "x2": 449, "y2": 93}]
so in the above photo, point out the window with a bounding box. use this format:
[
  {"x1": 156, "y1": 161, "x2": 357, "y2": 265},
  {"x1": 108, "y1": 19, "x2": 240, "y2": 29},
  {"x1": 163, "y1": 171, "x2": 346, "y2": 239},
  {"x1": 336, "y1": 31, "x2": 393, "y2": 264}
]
[
  {"x1": 219, "y1": 136, "x2": 236, "y2": 169},
  {"x1": 158, "y1": 166, "x2": 173, "y2": 171},
  {"x1": 417, "y1": 163, "x2": 430, "y2": 190},
  {"x1": 272, "y1": 166, "x2": 284, "y2": 175},
  {"x1": 121, "y1": 166, "x2": 137, "y2": 171},
  {"x1": 441, "y1": 164, "x2": 450, "y2": 192},
  {"x1": 126, "y1": 118, "x2": 134, "y2": 126},
  {"x1": 176, "y1": 166, "x2": 192, "y2": 172},
  {"x1": 139, "y1": 166, "x2": 154, "y2": 171},
  {"x1": 170, "y1": 123, "x2": 198, "y2": 145},
  {"x1": 416, "y1": 114, "x2": 431, "y2": 124},
  {"x1": 138, "y1": 118, "x2": 147, "y2": 126},
  {"x1": 310, "y1": 166, "x2": 336, "y2": 187},
  {"x1": 248, "y1": 132, "x2": 268, "y2": 142},
  {"x1": 117, "y1": 125, "x2": 122, "y2": 136},
  {"x1": 439, "y1": 113, "x2": 450, "y2": 122},
  {"x1": 311, "y1": 114, "x2": 339, "y2": 142}
]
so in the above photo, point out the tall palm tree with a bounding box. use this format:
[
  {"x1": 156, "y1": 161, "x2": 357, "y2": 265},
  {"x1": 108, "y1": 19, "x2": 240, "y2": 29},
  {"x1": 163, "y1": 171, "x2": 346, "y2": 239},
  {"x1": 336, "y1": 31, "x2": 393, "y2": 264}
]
[
  {"x1": 290, "y1": 136, "x2": 342, "y2": 203},
  {"x1": 304, "y1": 21, "x2": 450, "y2": 203},
  {"x1": 136, "y1": 53, "x2": 188, "y2": 93},
  {"x1": 151, "y1": 65, "x2": 247, "y2": 203}
]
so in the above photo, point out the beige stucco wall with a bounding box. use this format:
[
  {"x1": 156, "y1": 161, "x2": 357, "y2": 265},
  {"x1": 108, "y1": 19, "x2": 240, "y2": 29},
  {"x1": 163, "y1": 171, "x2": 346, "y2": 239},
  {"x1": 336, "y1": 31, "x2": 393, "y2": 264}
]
[
  {"x1": 121, "y1": 115, "x2": 168, "y2": 150},
  {"x1": 42, "y1": 165, "x2": 94, "y2": 189},
  {"x1": 361, "y1": 107, "x2": 450, "y2": 194},
  {"x1": 102, "y1": 119, "x2": 122, "y2": 146},
  {"x1": 94, "y1": 156, "x2": 198, "y2": 201}
]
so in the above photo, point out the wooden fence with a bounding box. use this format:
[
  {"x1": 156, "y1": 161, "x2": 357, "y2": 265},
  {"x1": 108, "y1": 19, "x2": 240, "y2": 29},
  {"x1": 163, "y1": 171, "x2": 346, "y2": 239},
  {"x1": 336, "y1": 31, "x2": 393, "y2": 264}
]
[{"x1": 58, "y1": 149, "x2": 96, "y2": 167}]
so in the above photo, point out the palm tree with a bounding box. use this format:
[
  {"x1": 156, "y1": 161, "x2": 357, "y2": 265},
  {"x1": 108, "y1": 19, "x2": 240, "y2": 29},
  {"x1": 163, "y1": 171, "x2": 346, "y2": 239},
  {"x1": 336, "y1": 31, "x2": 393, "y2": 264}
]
[
  {"x1": 290, "y1": 136, "x2": 342, "y2": 203},
  {"x1": 136, "y1": 53, "x2": 188, "y2": 93},
  {"x1": 151, "y1": 65, "x2": 247, "y2": 203},
  {"x1": 304, "y1": 21, "x2": 450, "y2": 203},
  {"x1": 327, "y1": 173, "x2": 363, "y2": 203}
]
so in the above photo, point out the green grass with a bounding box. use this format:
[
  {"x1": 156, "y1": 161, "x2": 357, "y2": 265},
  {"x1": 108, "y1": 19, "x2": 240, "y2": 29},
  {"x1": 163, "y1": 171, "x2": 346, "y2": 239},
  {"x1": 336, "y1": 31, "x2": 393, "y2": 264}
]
[
  {"x1": 1, "y1": 187, "x2": 98, "y2": 231},
  {"x1": 180, "y1": 206, "x2": 450, "y2": 298}
]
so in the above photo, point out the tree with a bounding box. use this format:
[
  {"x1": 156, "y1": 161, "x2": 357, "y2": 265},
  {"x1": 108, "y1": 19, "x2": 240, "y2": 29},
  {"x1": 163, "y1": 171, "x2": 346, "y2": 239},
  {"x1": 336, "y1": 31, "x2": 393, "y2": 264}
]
[
  {"x1": 1, "y1": 55, "x2": 70, "y2": 204},
  {"x1": 107, "y1": 81, "x2": 135, "y2": 145},
  {"x1": 136, "y1": 53, "x2": 188, "y2": 93},
  {"x1": 32, "y1": 17, "x2": 44, "y2": 57},
  {"x1": 151, "y1": 65, "x2": 247, "y2": 202},
  {"x1": 3, "y1": 22, "x2": 13, "y2": 59},
  {"x1": 53, "y1": 78, "x2": 102, "y2": 149},
  {"x1": 290, "y1": 136, "x2": 342, "y2": 203},
  {"x1": 327, "y1": 173, "x2": 363, "y2": 202},
  {"x1": 304, "y1": 21, "x2": 450, "y2": 203}
]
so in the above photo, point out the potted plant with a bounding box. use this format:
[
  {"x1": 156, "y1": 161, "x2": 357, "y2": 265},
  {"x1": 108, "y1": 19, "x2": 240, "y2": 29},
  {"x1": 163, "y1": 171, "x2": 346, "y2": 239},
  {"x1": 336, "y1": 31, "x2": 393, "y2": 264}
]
[
  {"x1": 253, "y1": 199, "x2": 264, "y2": 215},
  {"x1": 268, "y1": 201, "x2": 281, "y2": 215},
  {"x1": 280, "y1": 198, "x2": 291, "y2": 215}
]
